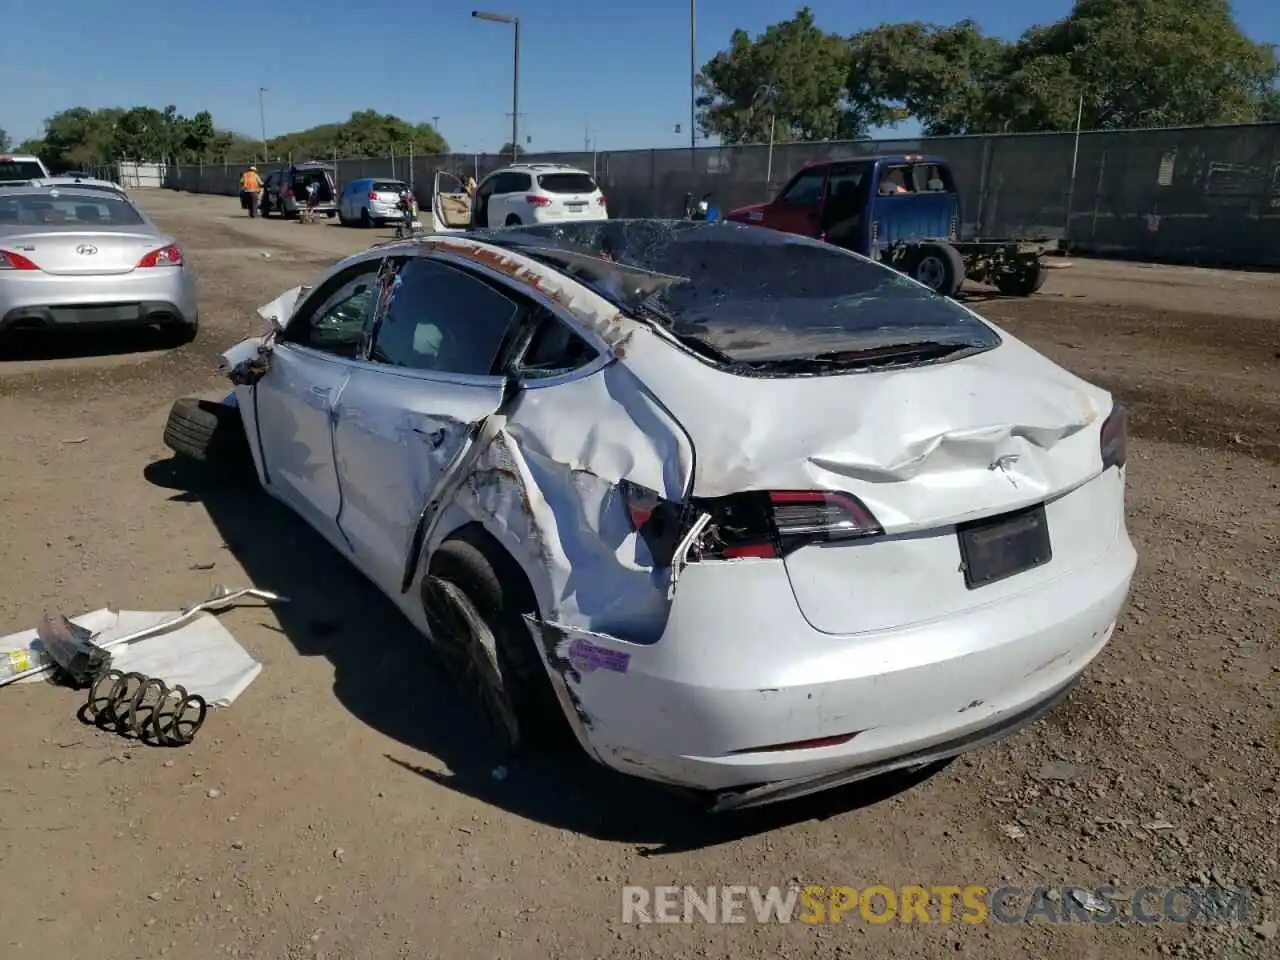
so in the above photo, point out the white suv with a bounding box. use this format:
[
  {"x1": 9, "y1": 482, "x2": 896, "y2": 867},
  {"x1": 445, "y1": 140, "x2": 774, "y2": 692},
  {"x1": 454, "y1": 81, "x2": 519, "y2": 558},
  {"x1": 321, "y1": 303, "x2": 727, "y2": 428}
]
[{"x1": 472, "y1": 163, "x2": 606, "y2": 228}]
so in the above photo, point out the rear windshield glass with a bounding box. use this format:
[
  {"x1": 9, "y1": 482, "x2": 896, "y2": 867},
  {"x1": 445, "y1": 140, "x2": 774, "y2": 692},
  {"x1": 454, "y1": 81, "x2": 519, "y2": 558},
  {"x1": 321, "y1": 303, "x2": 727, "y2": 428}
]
[
  {"x1": 483, "y1": 220, "x2": 1000, "y2": 373},
  {"x1": 50, "y1": 182, "x2": 122, "y2": 195},
  {"x1": 0, "y1": 194, "x2": 144, "y2": 226},
  {"x1": 538, "y1": 173, "x2": 598, "y2": 194},
  {"x1": 0, "y1": 160, "x2": 46, "y2": 182},
  {"x1": 371, "y1": 181, "x2": 406, "y2": 192}
]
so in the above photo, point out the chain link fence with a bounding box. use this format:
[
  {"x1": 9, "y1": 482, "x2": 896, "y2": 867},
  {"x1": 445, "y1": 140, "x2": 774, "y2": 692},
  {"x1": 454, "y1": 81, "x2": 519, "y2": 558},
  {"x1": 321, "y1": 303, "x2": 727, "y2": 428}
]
[{"x1": 166, "y1": 123, "x2": 1280, "y2": 267}]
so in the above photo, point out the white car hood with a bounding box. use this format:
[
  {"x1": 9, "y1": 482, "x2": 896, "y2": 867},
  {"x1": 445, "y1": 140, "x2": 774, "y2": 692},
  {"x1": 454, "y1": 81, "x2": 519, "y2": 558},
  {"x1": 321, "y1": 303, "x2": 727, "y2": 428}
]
[{"x1": 619, "y1": 322, "x2": 1113, "y2": 532}]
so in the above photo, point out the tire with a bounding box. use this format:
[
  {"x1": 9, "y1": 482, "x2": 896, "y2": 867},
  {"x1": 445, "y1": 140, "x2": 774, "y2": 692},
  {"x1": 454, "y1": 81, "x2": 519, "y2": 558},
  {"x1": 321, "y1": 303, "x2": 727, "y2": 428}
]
[
  {"x1": 162, "y1": 397, "x2": 253, "y2": 475},
  {"x1": 325, "y1": 211, "x2": 336, "y2": 219},
  {"x1": 504, "y1": 214, "x2": 522, "y2": 226},
  {"x1": 421, "y1": 534, "x2": 568, "y2": 753},
  {"x1": 908, "y1": 242, "x2": 966, "y2": 297},
  {"x1": 994, "y1": 262, "x2": 1048, "y2": 297},
  {"x1": 360, "y1": 208, "x2": 372, "y2": 228}
]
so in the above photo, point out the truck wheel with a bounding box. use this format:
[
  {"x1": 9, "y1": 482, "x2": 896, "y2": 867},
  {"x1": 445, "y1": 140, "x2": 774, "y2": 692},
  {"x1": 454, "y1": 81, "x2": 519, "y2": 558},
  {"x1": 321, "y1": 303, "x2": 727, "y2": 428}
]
[
  {"x1": 162, "y1": 397, "x2": 253, "y2": 477},
  {"x1": 909, "y1": 243, "x2": 966, "y2": 297},
  {"x1": 994, "y1": 262, "x2": 1048, "y2": 297}
]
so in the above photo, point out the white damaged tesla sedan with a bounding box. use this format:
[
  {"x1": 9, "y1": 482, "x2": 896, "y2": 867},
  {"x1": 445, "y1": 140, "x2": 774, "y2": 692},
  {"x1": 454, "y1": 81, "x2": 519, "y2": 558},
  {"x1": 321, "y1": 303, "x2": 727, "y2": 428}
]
[{"x1": 165, "y1": 220, "x2": 1135, "y2": 810}]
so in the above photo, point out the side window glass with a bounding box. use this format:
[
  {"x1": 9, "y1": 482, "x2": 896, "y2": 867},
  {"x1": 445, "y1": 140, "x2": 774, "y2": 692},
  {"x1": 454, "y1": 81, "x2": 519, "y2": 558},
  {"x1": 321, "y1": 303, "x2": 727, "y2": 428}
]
[
  {"x1": 285, "y1": 261, "x2": 383, "y2": 357},
  {"x1": 518, "y1": 309, "x2": 599, "y2": 378},
  {"x1": 779, "y1": 170, "x2": 826, "y2": 205},
  {"x1": 370, "y1": 259, "x2": 520, "y2": 376},
  {"x1": 511, "y1": 173, "x2": 532, "y2": 191}
]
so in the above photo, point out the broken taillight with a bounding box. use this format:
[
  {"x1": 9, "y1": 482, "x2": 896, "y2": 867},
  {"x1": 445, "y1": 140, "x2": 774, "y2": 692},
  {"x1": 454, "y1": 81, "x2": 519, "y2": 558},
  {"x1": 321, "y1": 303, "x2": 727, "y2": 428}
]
[
  {"x1": 1100, "y1": 403, "x2": 1128, "y2": 470},
  {"x1": 621, "y1": 482, "x2": 883, "y2": 566}
]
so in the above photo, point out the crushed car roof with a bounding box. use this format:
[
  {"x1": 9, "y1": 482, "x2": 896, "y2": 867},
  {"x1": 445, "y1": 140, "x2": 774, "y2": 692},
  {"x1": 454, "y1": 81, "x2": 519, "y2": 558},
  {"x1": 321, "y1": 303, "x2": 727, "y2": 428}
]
[{"x1": 473, "y1": 219, "x2": 1000, "y2": 368}]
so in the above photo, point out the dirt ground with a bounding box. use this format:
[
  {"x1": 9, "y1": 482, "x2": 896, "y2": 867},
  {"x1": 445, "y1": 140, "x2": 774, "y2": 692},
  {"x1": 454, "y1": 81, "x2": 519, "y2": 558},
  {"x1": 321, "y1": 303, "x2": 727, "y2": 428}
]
[{"x1": 0, "y1": 192, "x2": 1276, "y2": 960}]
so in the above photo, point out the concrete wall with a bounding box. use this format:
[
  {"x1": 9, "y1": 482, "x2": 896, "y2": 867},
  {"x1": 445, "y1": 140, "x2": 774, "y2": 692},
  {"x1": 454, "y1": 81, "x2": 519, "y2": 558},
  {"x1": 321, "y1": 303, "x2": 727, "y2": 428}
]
[{"x1": 167, "y1": 123, "x2": 1280, "y2": 267}]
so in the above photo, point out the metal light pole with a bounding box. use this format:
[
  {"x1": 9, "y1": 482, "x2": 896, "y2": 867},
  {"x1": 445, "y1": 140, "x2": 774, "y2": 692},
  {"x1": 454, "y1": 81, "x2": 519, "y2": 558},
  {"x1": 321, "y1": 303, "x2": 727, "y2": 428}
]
[
  {"x1": 473, "y1": 10, "x2": 520, "y2": 162},
  {"x1": 1064, "y1": 92, "x2": 1085, "y2": 249},
  {"x1": 258, "y1": 87, "x2": 269, "y2": 163},
  {"x1": 689, "y1": 0, "x2": 697, "y2": 173}
]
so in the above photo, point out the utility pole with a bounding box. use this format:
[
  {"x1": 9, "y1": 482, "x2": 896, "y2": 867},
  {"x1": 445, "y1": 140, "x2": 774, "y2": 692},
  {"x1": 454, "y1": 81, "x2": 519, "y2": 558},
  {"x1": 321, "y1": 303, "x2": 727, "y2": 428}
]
[
  {"x1": 689, "y1": 0, "x2": 697, "y2": 174},
  {"x1": 258, "y1": 87, "x2": 269, "y2": 163},
  {"x1": 472, "y1": 11, "x2": 520, "y2": 162}
]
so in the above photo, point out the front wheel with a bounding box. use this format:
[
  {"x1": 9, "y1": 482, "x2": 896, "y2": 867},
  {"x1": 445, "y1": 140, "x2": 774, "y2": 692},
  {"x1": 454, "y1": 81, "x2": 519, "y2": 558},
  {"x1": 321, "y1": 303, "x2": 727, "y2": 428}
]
[
  {"x1": 162, "y1": 397, "x2": 253, "y2": 478},
  {"x1": 994, "y1": 262, "x2": 1048, "y2": 297}
]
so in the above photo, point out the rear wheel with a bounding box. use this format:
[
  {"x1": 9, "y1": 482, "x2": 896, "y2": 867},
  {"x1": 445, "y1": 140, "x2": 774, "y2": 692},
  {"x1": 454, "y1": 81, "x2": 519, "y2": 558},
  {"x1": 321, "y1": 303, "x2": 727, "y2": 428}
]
[
  {"x1": 360, "y1": 208, "x2": 372, "y2": 228},
  {"x1": 162, "y1": 397, "x2": 253, "y2": 476},
  {"x1": 994, "y1": 262, "x2": 1048, "y2": 297},
  {"x1": 908, "y1": 243, "x2": 966, "y2": 297},
  {"x1": 504, "y1": 214, "x2": 522, "y2": 226},
  {"x1": 421, "y1": 534, "x2": 568, "y2": 753}
]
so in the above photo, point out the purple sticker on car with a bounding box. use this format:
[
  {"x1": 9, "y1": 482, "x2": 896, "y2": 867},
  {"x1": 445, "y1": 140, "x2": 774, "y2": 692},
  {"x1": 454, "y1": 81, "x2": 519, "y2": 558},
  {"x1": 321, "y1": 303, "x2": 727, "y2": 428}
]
[{"x1": 567, "y1": 637, "x2": 631, "y2": 675}]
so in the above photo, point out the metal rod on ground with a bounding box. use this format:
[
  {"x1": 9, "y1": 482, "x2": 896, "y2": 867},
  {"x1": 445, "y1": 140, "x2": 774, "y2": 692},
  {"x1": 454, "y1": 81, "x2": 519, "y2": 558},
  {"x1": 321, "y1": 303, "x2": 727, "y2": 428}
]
[
  {"x1": 409, "y1": 141, "x2": 414, "y2": 191},
  {"x1": 391, "y1": 144, "x2": 396, "y2": 181},
  {"x1": 1064, "y1": 92, "x2": 1084, "y2": 251}
]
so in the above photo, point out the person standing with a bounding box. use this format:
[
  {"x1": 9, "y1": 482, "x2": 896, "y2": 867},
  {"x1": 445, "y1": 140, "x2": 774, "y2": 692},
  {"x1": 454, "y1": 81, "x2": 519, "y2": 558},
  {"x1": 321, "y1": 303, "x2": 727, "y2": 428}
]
[{"x1": 239, "y1": 164, "x2": 263, "y2": 217}]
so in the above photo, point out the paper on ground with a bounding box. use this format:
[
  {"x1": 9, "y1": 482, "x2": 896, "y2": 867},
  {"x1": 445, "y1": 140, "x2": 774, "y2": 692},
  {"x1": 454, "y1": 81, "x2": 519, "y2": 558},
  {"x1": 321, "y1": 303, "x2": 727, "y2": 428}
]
[{"x1": 1, "y1": 609, "x2": 263, "y2": 706}]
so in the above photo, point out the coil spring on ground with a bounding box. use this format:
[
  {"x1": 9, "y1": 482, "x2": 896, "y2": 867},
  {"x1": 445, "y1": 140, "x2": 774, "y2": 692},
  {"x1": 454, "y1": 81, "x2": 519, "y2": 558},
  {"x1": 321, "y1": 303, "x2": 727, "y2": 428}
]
[{"x1": 81, "y1": 669, "x2": 208, "y2": 746}]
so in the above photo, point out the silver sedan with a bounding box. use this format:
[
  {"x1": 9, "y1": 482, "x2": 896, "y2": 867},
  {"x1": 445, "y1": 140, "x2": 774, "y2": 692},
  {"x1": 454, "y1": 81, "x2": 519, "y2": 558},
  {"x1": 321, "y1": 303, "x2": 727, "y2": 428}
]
[{"x1": 0, "y1": 185, "x2": 198, "y2": 343}]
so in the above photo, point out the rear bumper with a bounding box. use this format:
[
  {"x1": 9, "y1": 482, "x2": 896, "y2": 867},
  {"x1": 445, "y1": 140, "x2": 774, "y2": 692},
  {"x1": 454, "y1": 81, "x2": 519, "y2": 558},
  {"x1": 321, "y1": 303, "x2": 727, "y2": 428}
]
[
  {"x1": 1, "y1": 300, "x2": 196, "y2": 331},
  {"x1": 0, "y1": 268, "x2": 198, "y2": 332},
  {"x1": 545, "y1": 528, "x2": 1135, "y2": 799}
]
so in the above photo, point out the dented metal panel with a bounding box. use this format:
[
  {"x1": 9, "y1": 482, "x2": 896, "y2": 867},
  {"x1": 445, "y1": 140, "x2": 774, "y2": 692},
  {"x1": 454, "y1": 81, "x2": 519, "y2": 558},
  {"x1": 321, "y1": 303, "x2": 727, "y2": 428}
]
[{"x1": 221, "y1": 226, "x2": 1133, "y2": 809}]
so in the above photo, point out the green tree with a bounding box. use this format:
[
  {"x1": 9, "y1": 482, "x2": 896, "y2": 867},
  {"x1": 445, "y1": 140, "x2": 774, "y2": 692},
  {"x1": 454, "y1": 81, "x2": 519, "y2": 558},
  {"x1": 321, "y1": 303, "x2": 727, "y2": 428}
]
[
  {"x1": 267, "y1": 111, "x2": 449, "y2": 160},
  {"x1": 497, "y1": 141, "x2": 525, "y2": 158},
  {"x1": 697, "y1": 7, "x2": 868, "y2": 143},
  {"x1": 993, "y1": 0, "x2": 1280, "y2": 130},
  {"x1": 0, "y1": 127, "x2": 10, "y2": 152},
  {"x1": 847, "y1": 21, "x2": 1009, "y2": 135}
]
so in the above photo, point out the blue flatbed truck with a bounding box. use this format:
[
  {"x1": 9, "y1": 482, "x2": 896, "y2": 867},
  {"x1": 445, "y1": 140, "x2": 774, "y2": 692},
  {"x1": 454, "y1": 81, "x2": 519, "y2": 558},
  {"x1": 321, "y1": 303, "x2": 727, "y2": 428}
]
[{"x1": 724, "y1": 153, "x2": 1059, "y2": 297}]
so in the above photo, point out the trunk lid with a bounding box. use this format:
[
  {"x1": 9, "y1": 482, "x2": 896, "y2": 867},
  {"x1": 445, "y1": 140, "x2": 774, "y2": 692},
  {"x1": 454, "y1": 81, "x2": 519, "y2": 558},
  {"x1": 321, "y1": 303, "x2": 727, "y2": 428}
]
[
  {"x1": 3, "y1": 228, "x2": 163, "y2": 276},
  {"x1": 536, "y1": 172, "x2": 601, "y2": 220},
  {"x1": 622, "y1": 325, "x2": 1117, "y2": 634}
]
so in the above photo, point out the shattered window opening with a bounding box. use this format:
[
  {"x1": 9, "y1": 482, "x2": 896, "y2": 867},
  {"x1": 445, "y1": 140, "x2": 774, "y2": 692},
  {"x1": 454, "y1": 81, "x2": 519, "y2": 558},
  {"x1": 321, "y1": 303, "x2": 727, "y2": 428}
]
[
  {"x1": 368, "y1": 258, "x2": 521, "y2": 376},
  {"x1": 481, "y1": 220, "x2": 1000, "y2": 375},
  {"x1": 281, "y1": 258, "x2": 385, "y2": 357}
]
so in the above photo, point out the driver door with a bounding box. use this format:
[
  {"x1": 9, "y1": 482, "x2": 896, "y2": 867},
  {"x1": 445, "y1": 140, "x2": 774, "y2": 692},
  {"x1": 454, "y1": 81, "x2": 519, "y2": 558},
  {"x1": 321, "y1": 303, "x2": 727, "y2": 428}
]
[
  {"x1": 330, "y1": 255, "x2": 524, "y2": 594},
  {"x1": 254, "y1": 256, "x2": 385, "y2": 542}
]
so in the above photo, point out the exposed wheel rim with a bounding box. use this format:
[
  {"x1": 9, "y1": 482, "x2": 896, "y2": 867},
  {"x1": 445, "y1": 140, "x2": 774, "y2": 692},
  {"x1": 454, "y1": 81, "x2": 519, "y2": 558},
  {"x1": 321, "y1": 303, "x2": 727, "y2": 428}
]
[
  {"x1": 915, "y1": 255, "x2": 947, "y2": 290},
  {"x1": 424, "y1": 578, "x2": 521, "y2": 749}
]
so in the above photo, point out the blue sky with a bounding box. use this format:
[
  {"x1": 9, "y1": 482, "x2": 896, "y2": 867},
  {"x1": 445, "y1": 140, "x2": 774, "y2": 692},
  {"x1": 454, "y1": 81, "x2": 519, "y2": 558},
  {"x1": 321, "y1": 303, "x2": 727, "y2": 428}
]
[{"x1": 2, "y1": 0, "x2": 1276, "y2": 154}]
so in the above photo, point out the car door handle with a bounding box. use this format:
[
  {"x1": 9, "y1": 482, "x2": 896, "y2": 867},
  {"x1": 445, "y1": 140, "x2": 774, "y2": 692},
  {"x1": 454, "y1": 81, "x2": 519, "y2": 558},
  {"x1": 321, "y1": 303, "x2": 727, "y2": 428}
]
[{"x1": 413, "y1": 426, "x2": 447, "y2": 449}]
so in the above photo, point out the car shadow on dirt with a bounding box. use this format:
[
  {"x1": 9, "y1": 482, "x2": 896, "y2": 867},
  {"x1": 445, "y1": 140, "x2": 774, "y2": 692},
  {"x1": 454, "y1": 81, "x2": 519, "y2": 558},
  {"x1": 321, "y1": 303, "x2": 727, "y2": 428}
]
[
  {"x1": 144, "y1": 455, "x2": 948, "y2": 854},
  {"x1": 0, "y1": 328, "x2": 189, "y2": 361}
]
